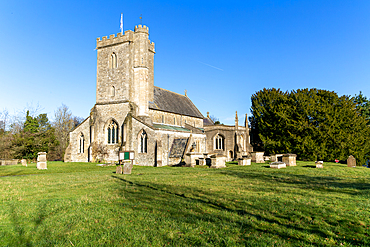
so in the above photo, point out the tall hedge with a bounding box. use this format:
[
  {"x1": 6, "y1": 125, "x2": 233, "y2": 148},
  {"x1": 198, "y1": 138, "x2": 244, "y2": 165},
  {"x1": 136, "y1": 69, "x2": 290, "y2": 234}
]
[{"x1": 250, "y1": 88, "x2": 370, "y2": 164}]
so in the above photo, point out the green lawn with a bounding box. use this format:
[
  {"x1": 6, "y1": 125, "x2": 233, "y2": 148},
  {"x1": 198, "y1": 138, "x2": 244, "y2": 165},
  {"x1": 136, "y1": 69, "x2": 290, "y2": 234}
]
[{"x1": 0, "y1": 161, "x2": 369, "y2": 246}]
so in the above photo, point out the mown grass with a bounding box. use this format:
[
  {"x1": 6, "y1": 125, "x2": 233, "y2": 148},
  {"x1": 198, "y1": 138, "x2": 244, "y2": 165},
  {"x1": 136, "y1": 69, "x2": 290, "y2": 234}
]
[{"x1": 0, "y1": 161, "x2": 369, "y2": 246}]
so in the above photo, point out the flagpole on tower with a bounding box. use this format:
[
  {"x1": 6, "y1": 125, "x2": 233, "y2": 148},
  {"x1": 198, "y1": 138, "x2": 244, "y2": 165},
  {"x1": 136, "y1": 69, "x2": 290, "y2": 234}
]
[{"x1": 120, "y1": 13, "x2": 124, "y2": 34}]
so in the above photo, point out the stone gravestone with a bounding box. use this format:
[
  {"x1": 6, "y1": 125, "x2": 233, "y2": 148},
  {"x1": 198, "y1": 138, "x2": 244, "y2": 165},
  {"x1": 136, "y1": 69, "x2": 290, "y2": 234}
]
[
  {"x1": 347, "y1": 155, "x2": 356, "y2": 167},
  {"x1": 116, "y1": 164, "x2": 123, "y2": 174},
  {"x1": 210, "y1": 154, "x2": 227, "y2": 168},
  {"x1": 251, "y1": 152, "x2": 265, "y2": 163},
  {"x1": 123, "y1": 162, "x2": 133, "y2": 174},
  {"x1": 37, "y1": 152, "x2": 47, "y2": 169},
  {"x1": 315, "y1": 161, "x2": 323, "y2": 168},
  {"x1": 21, "y1": 159, "x2": 27, "y2": 167},
  {"x1": 282, "y1": 154, "x2": 297, "y2": 166},
  {"x1": 270, "y1": 161, "x2": 286, "y2": 169},
  {"x1": 238, "y1": 155, "x2": 251, "y2": 166}
]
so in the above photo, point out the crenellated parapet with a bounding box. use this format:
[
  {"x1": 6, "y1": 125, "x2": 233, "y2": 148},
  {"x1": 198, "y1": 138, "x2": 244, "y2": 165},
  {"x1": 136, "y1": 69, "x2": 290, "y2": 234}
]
[
  {"x1": 134, "y1": 24, "x2": 149, "y2": 34},
  {"x1": 96, "y1": 26, "x2": 155, "y2": 52},
  {"x1": 96, "y1": 30, "x2": 134, "y2": 49},
  {"x1": 148, "y1": 41, "x2": 155, "y2": 53}
]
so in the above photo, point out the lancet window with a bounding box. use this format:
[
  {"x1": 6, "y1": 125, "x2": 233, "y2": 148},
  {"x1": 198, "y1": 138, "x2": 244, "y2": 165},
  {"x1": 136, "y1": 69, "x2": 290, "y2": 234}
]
[
  {"x1": 79, "y1": 134, "x2": 84, "y2": 153},
  {"x1": 111, "y1": 53, "x2": 117, "y2": 69},
  {"x1": 139, "y1": 130, "x2": 147, "y2": 153}
]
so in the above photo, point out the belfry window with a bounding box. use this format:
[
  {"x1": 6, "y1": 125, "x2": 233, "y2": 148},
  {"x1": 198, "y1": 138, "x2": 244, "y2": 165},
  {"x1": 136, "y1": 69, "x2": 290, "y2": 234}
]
[
  {"x1": 139, "y1": 130, "x2": 147, "y2": 153},
  {"x1": 107, "y1": 120, "x2": 119, "y2": 144},
  {"x1": 214, "y1": 134, "x2": 224, "y2": 150},
  {"x1": 79, "y1": 134, "x2": 84, "y2": 153},
  {"x1": 111, "y1": 86, "x2": 115, "y2": 97},
  {"x1": 111, "y1": 53, "x2": 117, "y2": 69}
]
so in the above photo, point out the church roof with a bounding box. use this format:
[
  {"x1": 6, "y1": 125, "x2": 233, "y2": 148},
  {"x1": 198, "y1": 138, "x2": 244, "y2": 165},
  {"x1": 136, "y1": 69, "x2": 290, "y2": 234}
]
[
  {"x1": 203, "y1": 118, "x2": 214, "y2": 126},
  {"x1": 149, "y1": 86, "x2": 204, "y2": 119}
]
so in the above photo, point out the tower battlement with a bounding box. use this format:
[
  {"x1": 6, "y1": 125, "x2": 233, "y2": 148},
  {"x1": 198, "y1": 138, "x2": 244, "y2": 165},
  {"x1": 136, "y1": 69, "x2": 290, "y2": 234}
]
[
  {"x1": 96, "y1": 26, "x2": 155, "y2": 52},
  {"x1": 96, "y1": 30, "x2": 134, "y2": 49},
  {"x1": 134, "y1": 25, "x2": 149, "y2": 34}
]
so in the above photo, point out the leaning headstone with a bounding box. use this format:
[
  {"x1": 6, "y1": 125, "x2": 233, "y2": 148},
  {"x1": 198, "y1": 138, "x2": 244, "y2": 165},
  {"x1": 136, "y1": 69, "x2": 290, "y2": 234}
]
[
  {"x1": 21, "y1": 159, "x2": 27, "y2": 167},
  {"x1": 270, "y1": 161, "x2": 286, "y2": 169},
  {"x1": 37, "y1": 152, "x2": 47, "y2": 169},
  {"x1": 347, "y1": 155, "x2": 356, "y2": 167},
  {"x1": 315, "y1": 161, "x2": 323, "y2": 168}
]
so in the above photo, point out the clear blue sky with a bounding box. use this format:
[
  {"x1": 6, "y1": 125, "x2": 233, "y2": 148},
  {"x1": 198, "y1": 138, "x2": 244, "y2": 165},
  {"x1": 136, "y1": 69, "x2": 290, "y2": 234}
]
[{"x1": 1, "y1": 0, "x2": 370, "y2": 125}]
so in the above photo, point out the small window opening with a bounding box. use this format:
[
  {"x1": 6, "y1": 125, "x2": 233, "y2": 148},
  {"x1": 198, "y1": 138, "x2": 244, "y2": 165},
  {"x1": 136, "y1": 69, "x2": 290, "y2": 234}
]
[
  {"x1": 139, "y1": 130, "x2": 147, "y2": 153},
  {"x1": 79, "y1": 134, "x2": 84, "y2": 153},
  {"x1": 111, "y1": 53, "x2": 117, "y2": 69}
]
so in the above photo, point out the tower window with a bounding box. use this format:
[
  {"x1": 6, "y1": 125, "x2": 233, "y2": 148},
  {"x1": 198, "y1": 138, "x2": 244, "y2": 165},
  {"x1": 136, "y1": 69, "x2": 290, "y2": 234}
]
[
  {"x1": 111, "y1": 86, "x2": 115, "y2": 97},
  {"x1": 111, "y1": 53, "x2": 117, "y2": 69},
  {"x1": 107, "y1": 120, "x2": 119, "y2": 144}
]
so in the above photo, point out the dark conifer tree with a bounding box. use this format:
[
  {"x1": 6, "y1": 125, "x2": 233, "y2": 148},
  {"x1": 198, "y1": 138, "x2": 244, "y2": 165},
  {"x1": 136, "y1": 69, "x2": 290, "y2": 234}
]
[{"x1": 250, "y1": 88, "x2": 370, "y2": 164}]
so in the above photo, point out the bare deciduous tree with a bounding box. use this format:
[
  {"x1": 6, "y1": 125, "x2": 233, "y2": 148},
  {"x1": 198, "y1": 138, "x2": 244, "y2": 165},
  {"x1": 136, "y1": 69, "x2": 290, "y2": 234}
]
[{"x1": 53, "y1": 104, "x2": 75, "y2": 160}]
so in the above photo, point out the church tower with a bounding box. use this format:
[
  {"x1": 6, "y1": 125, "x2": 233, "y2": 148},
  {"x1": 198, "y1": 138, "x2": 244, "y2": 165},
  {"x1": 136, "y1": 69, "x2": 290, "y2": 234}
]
[{"x1": 95, "y1": 25, "x2": 155, "y2": 116}]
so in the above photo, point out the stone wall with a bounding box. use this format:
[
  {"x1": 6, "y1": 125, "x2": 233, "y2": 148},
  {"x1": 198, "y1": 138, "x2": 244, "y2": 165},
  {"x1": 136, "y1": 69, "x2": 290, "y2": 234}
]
[
  {"x1": 0, "y1": 159, "x2": 18, "y2": 166},
  {"x1": 66, "y1": 117, "x2": 91, "y2": 162},
  {"x1": 149, "y1": 109, "x2": 203, "y2": 128},
  {"x1": 204, "y1": 125, "x2": 251, "y2": 160}
]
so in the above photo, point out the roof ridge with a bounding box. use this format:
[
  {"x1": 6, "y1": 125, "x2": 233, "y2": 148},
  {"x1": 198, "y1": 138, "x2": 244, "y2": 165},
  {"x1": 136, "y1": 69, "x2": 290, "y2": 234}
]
[{"x1": 154, "y1": 86, "x2": 187, "y2": 98}]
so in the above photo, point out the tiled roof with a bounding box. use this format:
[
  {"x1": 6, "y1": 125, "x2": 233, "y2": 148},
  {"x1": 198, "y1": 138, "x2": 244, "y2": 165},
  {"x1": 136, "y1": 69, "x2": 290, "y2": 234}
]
[
  {"x1": 203, "y1": 118, "x2": 214, "y2": 126},
  {"x1": 149, "y1": 87, "x2": 204, "y2": 119}
]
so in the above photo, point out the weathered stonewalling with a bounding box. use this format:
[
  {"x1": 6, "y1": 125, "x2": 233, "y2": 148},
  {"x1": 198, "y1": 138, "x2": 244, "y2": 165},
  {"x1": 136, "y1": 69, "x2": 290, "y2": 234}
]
[{"x1": 65, "y1": 25, "x2": 252, "y2": 167}]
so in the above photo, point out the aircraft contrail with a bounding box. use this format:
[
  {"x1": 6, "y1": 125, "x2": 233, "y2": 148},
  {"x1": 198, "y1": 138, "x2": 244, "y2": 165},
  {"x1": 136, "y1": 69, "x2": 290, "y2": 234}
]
[{"x1": 197, "y1": 61, "x2": 224, "y2": 71}]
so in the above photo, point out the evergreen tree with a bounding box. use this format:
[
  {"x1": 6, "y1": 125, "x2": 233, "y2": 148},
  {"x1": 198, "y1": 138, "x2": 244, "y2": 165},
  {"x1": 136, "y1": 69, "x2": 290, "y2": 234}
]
[
  {"x1": 23, "y1": 110, "x2": 39, "y2": 133},
  {"x1": 13, "y1": 112, "x2": 59, "y2": 160},
  {"x1": 250, "y1": 88, "x2": 370, "y2": 164},
  {"x1": 353, "y1": 91, "x2": 370, "y2": 124}
]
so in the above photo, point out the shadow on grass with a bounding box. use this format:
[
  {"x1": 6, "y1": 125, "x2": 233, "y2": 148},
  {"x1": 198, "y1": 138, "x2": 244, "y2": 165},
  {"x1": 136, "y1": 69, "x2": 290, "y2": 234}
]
[
  {"x1": 111, "y1": 175, "x2": 368, "y2": 246},
  {"x1": 219, "y1": 170, "x2": 370, "y2": 194},
  {"x1": 3, "y1": 201, "x2": 65, "y2": 246}
]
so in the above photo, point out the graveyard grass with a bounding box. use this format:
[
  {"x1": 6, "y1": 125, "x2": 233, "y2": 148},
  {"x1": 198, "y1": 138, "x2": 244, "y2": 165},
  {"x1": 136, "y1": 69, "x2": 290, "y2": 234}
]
[{"x1": 1, "y1": 161, "x2": 369, "y2": 246}]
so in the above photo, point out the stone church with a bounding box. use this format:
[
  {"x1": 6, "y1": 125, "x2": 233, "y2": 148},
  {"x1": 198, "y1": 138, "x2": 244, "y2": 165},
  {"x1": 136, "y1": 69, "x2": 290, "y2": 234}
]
[{"x1": 64, "y1": 25, "x2": 253, "y2": 166}]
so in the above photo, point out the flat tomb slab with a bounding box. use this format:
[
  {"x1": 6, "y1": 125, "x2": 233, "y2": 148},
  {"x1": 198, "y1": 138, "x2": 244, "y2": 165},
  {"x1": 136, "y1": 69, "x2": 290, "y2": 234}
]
[{"x1": 270, "y1": 162, "x2": 286, "y2": 169}]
